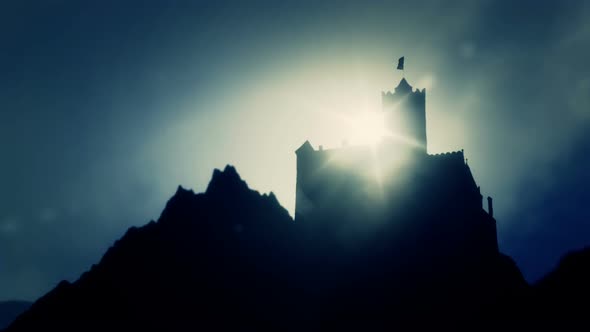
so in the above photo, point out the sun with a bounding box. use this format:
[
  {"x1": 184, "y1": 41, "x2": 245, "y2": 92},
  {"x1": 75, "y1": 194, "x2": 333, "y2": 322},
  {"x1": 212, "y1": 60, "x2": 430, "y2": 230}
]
[{"x1": 345, "y1": 111, "x2": 390, "y2": 146}]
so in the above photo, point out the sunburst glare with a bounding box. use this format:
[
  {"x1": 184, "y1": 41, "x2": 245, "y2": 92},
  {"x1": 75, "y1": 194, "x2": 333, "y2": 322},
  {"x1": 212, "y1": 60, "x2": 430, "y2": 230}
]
[{"x1": 341, "y1": 111, "x2": 391, "y2": 146}]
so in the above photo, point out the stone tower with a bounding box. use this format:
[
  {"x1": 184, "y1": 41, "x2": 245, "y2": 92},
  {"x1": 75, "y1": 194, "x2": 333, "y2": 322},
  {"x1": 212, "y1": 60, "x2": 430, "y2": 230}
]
[{"x1": 381, "y1": 78, "x2": 427, "y2": 152}]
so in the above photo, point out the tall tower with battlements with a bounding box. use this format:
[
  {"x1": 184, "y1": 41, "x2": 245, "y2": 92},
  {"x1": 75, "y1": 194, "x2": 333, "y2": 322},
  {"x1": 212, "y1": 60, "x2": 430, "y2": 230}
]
[{"x1": 382, "y1": 78, "x2": 427, "y2": 152}]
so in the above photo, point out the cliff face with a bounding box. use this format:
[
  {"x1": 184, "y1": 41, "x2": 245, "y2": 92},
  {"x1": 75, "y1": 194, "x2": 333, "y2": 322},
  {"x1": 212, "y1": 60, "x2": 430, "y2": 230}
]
[{"x1": 7, "y1": 165, "x2": 526, "y2": 331}]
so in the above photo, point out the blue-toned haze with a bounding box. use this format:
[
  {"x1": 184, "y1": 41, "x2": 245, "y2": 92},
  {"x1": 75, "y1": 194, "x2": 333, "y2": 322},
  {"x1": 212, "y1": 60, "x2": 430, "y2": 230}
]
[{"x1": 0, "y1": 0, "x2": 589, "y2": 300}]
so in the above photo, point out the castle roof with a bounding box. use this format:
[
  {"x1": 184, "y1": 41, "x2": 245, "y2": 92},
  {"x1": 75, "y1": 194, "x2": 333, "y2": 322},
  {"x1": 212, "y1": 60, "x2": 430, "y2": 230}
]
[
  {"x1": 295, "y1": 140, "x2": 314, "y2": 155},
  {"x1": 394, "y1": 78, "x2": 413, "y2": 94}
]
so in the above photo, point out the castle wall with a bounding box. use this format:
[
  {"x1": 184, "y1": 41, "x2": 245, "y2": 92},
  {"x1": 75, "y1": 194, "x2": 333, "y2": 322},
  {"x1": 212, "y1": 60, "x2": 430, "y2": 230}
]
[
  {"x1": 295, "y1": 144, "x2": 378, "y2": 223},
  {"x1": 295, "y1": 143, "x2": 499, "y2": 255}
]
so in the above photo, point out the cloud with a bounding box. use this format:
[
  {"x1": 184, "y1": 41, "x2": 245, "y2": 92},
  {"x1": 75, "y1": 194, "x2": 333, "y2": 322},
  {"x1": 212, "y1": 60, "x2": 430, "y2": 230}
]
[
  {"x1": 39, "y1": 208, "x2": 58, "y2": 224},
  {"x1": 0, "y1": 217, "x2": 19, "y2": 235}
]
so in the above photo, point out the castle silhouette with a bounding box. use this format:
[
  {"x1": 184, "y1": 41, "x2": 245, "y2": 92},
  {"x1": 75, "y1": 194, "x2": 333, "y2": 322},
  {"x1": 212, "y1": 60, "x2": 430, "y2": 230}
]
[{"x1": 295, "y1": 76, "x2": 498, "y2": 255}]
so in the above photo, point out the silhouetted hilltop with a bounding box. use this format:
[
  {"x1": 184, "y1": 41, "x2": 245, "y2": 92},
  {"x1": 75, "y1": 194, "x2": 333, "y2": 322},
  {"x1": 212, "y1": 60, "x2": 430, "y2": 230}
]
[
  {"x1": 6, "y1": 165, "x2": 534, "y2": 331},
  {"x1": 529, "y1": 246, "x2": 590, "y2": 321},
  {"x1": 0, "y1": 302, "x2": 31, "y2": 330},
  {"x1": 8, "y1": 165, "x2": 299, "y2": 331}
]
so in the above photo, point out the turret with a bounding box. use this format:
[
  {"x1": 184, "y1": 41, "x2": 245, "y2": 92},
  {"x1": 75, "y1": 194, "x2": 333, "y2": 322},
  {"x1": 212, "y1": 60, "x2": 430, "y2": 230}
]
[
  {"x1": 294, "y1": 141, "x2": 315, "y2": 221},
  {"x1": 381, "y1": 78, "x2": 427, "y2": 152}
]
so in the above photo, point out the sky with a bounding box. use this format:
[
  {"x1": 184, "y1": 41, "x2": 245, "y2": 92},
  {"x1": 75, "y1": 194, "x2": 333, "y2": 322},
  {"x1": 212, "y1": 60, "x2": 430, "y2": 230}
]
[{"x1": 0, "y1": 0, "x2": 589, "y2": 301}]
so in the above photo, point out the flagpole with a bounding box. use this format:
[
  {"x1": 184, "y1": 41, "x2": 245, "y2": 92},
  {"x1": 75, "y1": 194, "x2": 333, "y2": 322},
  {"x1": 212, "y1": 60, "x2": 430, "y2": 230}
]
[{"x1": 397, "y1": 56, "x2": 405, "y2": 79}]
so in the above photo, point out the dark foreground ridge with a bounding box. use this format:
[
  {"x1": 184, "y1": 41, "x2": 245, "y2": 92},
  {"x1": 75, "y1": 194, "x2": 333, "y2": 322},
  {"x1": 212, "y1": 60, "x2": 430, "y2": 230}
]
[
  {"x1": 6, "y1": 165, "x2": 590, "y2": 331},
  {"x1": 0, "y1": 302, "x2": 31, "y2": 330}
]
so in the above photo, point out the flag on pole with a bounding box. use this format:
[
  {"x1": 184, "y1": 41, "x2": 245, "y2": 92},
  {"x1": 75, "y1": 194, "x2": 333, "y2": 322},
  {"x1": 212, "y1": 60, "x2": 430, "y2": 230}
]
[{"x1": 397, "y1": 56, "x2": 404, "y2": 70}]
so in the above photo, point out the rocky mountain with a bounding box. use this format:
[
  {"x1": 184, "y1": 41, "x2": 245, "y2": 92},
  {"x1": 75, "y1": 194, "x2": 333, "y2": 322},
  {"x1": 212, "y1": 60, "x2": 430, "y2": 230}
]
[
  {"x1": 7, "y1": 166, "x2": 301, "y2": 331},
  {"x1": 6, "y1": 165, "x2": 582, "y2": 331}
]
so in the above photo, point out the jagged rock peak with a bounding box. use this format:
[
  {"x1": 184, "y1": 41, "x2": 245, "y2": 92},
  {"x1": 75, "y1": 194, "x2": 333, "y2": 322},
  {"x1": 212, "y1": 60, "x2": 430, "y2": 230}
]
[
  {"x1": 206, "y1": 165, "x2": 249, "y2": 195},
  {"x1": 264, "y1": 191, "x2": 280, "y2": 204},
  {"x1": 166, "y1": 185, "x2": 196, "y2": 206},
  {"x1": 175, "y1": 185, "x2": 194, "y2": 196}
]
